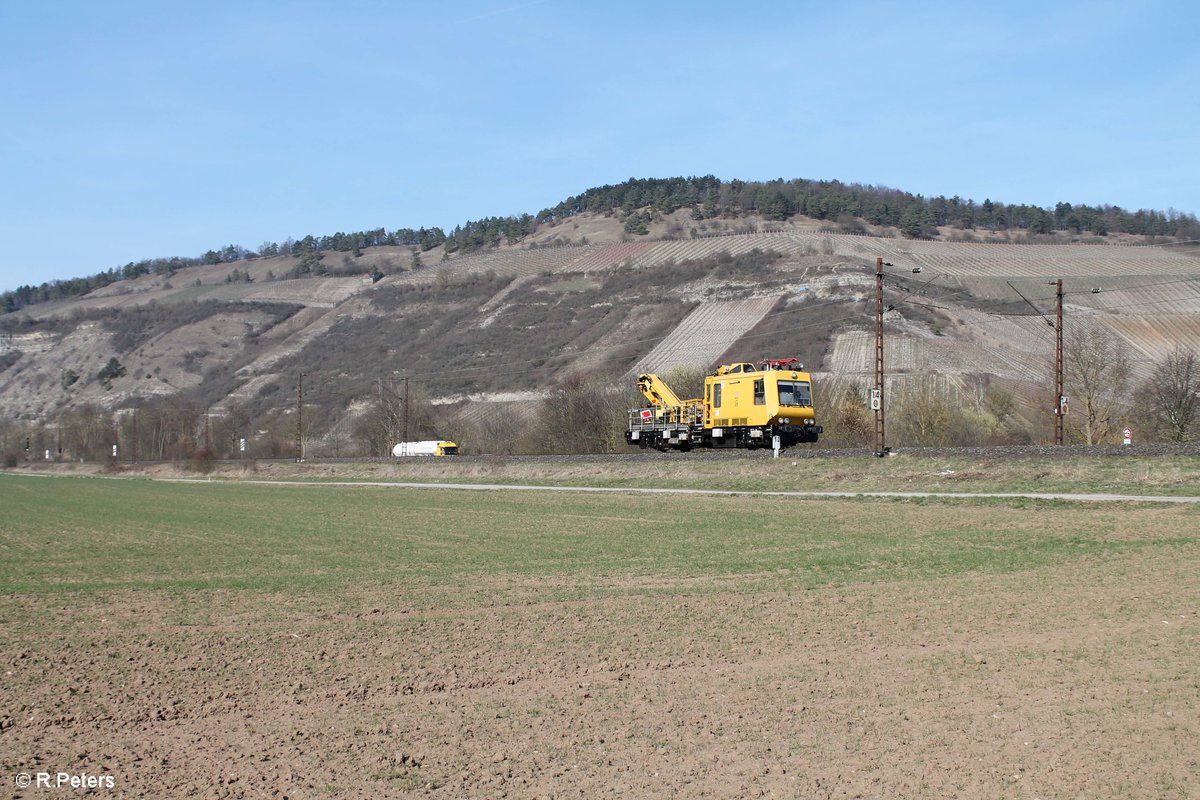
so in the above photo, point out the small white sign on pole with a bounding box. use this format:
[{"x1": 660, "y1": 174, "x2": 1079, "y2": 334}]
[
  {"x1": 1123, "y1": 427, "x2": 1132, "y2": 446},
  {"x1": 772, "y1": 435, "x2": 781, "y2": 458}
]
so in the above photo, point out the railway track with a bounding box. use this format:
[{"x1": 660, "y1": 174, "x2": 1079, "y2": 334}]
[
  {"x1": 427, "y1": 443, "x2": 1200, "y2": 462},
  {"x1": 70, "y1": 442, "x2": 1200, "y2": 470}
]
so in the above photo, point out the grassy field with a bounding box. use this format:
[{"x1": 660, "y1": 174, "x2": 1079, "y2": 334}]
[
  {"x1": 2, "y1": 470, "x2": 1198, "y2": 797},
  {"x1": 2, "y1": 472, "x2": 1197, "y2": 596}
]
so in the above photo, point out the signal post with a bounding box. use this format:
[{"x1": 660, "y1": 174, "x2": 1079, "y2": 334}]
[
  {"x1": 1052, "y1": 279, "x2": 1065, "y2": 446},
  {"x1": 874, "y1": 257, "x2": 886, "y2": 456}
]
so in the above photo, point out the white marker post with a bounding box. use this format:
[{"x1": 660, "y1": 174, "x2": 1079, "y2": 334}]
[{"x1": 1123, "y1": 427, "x2": 1132, "y2": 446}]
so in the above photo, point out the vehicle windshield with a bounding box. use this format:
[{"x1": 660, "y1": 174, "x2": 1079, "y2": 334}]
[{"x1": 778, "y1": 380, "x2": 812, "y2": 407}]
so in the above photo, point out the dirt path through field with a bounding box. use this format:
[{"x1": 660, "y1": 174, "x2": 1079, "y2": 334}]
[{"x1": 160, "y1": 475, "x2": 1200, "y2": 504}]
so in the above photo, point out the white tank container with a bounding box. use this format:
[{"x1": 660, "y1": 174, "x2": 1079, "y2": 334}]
[{"x1": 392, "y1": 441, "x2": 442, "y2": 457}]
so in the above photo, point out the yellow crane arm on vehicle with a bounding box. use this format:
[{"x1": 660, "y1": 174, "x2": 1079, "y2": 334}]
[{"x1": 637, "y1": 373, "x2": 684, "y2": 408}]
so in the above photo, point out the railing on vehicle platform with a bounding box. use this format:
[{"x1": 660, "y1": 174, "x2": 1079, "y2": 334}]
[{"x1": 628, "y1": 400, "x2": 705, "y2": 432}]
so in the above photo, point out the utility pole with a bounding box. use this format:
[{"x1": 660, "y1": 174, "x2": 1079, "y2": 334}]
[
  {"x1": 402, "y1": 376, "x2": 410, "y2": 453},
  {"x1": 874, "y1": 257, "x2": 887, "y2": 457},
  {"x1": 1052, "y1": 278, "x2": 1065, "y2": 445},
  {"x1": 295, "y1": 372, "x2": 305, "y2": 461}
]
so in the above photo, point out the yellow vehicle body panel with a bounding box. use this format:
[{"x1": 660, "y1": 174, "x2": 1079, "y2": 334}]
[{"x1": 703, "y1": 368, "x2": 815, "y2": 429}]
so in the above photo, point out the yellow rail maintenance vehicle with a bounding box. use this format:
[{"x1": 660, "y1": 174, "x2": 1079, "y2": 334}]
[{"x1": 627, "y1": 358, "x2": 822, "y2": 451}]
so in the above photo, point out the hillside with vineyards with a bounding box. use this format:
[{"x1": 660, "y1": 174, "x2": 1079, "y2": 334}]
[{"x1": 2, "y1": 177, "x2": 1199, "y2": 460}]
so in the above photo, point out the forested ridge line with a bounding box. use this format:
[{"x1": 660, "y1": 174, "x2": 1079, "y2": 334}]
[{"x1": 5, "y1": 175, "x2": 1198, "y2": 314}]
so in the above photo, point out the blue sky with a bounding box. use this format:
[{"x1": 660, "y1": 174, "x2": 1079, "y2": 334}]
[{"x1": 2, "y1": 0, "x2": 1198, "y2": 292}]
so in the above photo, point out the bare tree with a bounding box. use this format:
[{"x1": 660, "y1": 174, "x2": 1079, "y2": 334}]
[
  {"x1": 1065, "y1": 327, "x2": 1131, "y2": 445},
  {"x1": 60, "y1": 404, "x2": 115, "y2": 460},
  {"x1": 982, "y1": 383, "x2": 1034, "y2": 445},
  {"x1": 661, "y1": 364, "x2": 707, "y2": 402},
  {"x1": 891, "y1": 383, "x2": 956, "y2": 446},
  {"x1": 219, "y1": 403, "x2": 254, "y2": 459},
  {"x1": 321, "y1": 422, "x2": 352, "y2": 458},
  {"x1": 535, "y1": 372, "x2": 637, "y2": 454},
  {"x1": 147, "y1": 399, "x2": 202, "y2": 461},
  {"x1": 1135, "y1": 346, "x2": 1200, "y2": 442},
  {"x1": 815, "y1": 383, "x2": 872, "y2": 447},
  {"x1": 446, "y1": 406, "x2": 530, "y2": 455},
  {"x1": 0, "y1": 417, "x2": 33, "y2": 464},
  {"x1": 354, "y1": 381, "x2": 437, "y2": 456}
]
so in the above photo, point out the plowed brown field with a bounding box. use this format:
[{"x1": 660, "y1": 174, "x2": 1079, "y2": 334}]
[{"x1": 2, "y1": 473, "x2": 1197, "y2": 799}]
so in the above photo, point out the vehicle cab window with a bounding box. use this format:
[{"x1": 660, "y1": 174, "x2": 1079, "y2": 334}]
[{"x1": 778, "y1": 380, "x2": 812, "y2": 407}]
